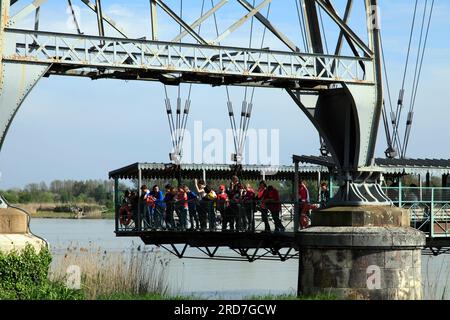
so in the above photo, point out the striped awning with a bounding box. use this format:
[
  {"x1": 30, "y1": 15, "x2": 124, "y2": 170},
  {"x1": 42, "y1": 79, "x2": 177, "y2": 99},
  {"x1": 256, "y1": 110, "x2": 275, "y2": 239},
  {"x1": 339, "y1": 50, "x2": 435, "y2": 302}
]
[{"x1": 109, "y1": 162, "x2": 327, "y2": 181}]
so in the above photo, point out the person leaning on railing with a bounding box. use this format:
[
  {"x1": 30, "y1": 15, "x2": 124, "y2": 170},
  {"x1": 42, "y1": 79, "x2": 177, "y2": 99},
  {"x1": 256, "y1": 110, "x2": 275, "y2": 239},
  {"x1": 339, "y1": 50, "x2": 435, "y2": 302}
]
[
  {"x1": 217, "y1": 185, "x2": 230, "y2": 231},
  {"x1": 129, "y1": 191, "x2": 139, "y2": 227},
  {"x1": 150, "y1": 185, "x2": 165, "y2": 230},
  {"x1": 184, "y1": 185, "x2": 199, "y2": 231},
  {"x1": 319, "y1": 182, "x2": 330, "y2": 208},
  {"x1": 195, "y1": 179, "x2": 208, "y2": 231},
  {"x1": 140, "y1": 185, "x2": 152, "y2": 229},
  {"x1": 298, "y1": 180, "x2": 310, "y2": 212},
  {"x1": 257, "y1": 181, "x2": 271, "y2": 232},
  {"x1": 175, "y1": 186, "x2": 189, "y2": 231},
  {"x1": 163, "y1": 185, "x2": 176, "y2": 230},
  {"x1": 227, "y1": 176, "x2": 243, "y2": 231},
  {"x1": 236, "y1": 184, "x2": 247, "y2": 231},
  {"x1": 204, "y1": 185, "x2": 217, "y2": 231},
  {"x1": 242, "y1": 183, "x2": 256, "y2": 232},
  {"x1": 265, "y1": 185, "x2": 285, "y2": 233}
]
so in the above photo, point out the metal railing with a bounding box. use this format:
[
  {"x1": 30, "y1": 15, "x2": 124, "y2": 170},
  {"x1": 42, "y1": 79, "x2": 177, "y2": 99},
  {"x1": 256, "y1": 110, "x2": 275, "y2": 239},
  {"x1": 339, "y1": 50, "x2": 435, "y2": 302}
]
[
  {"x1": 116, "y1": 187, "x2": 450, "y2": 238},
  {"x1": 384, "y1": 187, "x2": 450, "y2": 238},
  {"x1": 329, "y1": 185, "x2": 450, "y2": 238},
  {"x1": 115, "y1": 197, "x2": 306, "y2": 234}
]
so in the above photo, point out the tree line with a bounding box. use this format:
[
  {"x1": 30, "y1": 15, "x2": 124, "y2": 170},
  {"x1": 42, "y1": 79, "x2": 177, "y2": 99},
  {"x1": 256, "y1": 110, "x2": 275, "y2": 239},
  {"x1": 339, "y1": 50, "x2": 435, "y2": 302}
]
[
  {"x1": 1, "y1": 178, "x2": 327, "y2": 207},
  {"x1": 1, "y1": 180, "x2": 126, "y2": 208}
]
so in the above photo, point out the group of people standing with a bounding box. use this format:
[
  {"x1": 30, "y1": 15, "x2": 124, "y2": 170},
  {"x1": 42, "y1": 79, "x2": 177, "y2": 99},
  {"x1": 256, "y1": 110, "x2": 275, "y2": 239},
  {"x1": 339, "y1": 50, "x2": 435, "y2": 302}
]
[
  {"x1": 120, "y1": 177, "x2": 332, "y2": 232},
  {"x1": 121, "y1": 175, "x2": 290, "y2": 233}
]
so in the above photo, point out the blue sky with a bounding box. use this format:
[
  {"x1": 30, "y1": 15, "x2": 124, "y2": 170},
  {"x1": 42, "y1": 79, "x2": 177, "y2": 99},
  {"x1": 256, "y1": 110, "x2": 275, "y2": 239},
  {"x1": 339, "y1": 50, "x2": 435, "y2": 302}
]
[{"x1": 1, "y1": 0, "x2": 449, "y2": 188}]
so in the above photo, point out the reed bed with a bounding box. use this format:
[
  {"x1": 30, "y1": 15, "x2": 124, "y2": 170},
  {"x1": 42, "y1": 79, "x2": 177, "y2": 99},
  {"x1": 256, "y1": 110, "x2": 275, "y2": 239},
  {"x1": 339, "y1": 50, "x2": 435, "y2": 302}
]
[
  {"x1": 423, "y1": 255, "x2": 450, "y2": 300},
  {"x1": 49, "y1": 244, "x2": 172, "y2": 300}
]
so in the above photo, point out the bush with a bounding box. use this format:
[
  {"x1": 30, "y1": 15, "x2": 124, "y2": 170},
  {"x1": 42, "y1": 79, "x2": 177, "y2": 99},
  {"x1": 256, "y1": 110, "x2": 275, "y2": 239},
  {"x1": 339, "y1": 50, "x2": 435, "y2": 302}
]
[{"x1": 0, "y1": 245, "x2": 84, "y2": 300}]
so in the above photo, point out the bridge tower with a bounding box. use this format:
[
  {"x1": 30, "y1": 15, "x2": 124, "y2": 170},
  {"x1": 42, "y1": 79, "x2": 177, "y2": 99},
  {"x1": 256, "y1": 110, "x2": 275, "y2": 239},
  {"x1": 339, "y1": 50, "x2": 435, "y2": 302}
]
[{"x1": 0, "y1": 0, "x2": 425, "y2": 299}]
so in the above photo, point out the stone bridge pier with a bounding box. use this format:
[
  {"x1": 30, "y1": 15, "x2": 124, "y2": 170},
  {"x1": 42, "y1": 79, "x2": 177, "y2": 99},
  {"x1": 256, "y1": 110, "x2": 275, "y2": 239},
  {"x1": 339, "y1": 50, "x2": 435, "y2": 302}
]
[
  {"x1": 297, "y1": 206, "x2": 426, "y2": 300},
  {"x1": 0, "y1": 198, "x2": 46, "y2": 253}
]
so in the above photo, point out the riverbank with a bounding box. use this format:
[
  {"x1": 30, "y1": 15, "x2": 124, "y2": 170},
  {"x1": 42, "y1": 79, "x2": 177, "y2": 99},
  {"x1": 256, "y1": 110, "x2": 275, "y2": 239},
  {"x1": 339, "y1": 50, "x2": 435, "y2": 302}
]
[
  {"x1": 10, "y1": 202, "x2": 114, "y2": 219},
  {"x1": 97, "y1": 293, "x2": 335, "y2": 300},
  {"x1": 30, "y1": 211, "x2": 114, "y2": 219}
]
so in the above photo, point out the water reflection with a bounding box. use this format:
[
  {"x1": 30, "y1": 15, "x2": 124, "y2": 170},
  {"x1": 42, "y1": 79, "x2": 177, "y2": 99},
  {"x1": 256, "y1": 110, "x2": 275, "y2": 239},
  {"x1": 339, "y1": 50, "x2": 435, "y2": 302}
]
[{"x1": 30, "y1": 219, "x2": 450, "y2": 299}]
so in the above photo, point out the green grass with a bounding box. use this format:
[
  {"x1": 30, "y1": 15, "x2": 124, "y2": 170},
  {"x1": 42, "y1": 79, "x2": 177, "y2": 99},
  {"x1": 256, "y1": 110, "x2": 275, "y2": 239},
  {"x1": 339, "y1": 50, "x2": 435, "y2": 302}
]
[
  {"x1": 95, "y1": 292, "x2": 335, "y2": 301},
  {"x1": 30, "y1": 211, "x2": 75, "y2": 219},
  {"x1": 100, "y1": 210, "x2": 115, "y2": 219},
  {"x1": 96, "y1": 293, "x2": 198, "y2": 300},
  {"x1": 246, "y1": 293, "x2": 337, "y2": 300}
]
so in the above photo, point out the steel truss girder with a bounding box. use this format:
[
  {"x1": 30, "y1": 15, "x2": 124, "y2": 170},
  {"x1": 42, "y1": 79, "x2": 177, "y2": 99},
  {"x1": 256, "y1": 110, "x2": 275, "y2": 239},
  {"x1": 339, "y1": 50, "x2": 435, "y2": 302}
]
[
  {"x1": 423, "y1": 247, "x2": 450, "y2": 256},
  {"x1": 159, "y1": 243, "x2": 299, "y2": 262},
  {"x1": 4, "y1": 28, "x2": 373, "y2": 86},
  {"x1": 1, "y1": 0, "x2": 385, "y2": 207}
]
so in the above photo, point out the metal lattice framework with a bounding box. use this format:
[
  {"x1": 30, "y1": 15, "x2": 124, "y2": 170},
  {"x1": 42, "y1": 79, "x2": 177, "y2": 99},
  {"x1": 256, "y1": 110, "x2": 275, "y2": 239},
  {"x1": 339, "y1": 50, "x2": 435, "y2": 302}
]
[
  {"x1": 5, "y1": 28, "x2": 373, "y2": 86},
  {"x1": 1, "y1": 0, "x2": 385, "y2": 206}
]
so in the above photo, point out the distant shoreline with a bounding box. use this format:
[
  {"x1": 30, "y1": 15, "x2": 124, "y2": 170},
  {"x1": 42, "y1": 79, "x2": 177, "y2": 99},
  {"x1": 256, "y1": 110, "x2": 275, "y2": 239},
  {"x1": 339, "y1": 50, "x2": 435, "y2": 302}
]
[
  {"x1": 30, "y1": 212, "x2": 114, "y2": 220},
  {"x1": 10, "y1": 203, "x2": 114, "y2": 220}
]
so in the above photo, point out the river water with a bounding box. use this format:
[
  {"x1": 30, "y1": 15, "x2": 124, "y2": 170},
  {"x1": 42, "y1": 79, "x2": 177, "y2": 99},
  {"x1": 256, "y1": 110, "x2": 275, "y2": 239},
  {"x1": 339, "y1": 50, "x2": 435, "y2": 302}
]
[{"x1": 30, "y1": 219, "x2": 450, "y2": 300}]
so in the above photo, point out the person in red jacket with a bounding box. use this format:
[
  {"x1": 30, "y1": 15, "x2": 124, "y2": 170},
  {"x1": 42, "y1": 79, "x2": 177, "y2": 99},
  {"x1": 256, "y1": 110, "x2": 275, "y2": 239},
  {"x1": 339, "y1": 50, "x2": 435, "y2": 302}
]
[
  {"x1": 256, "y1": 181, "x2": 271, "y2": 232},
  {"x1": 298, "y1": 180, "x2": 310, "y2": 204},
  {"x1": 265, "y1": 185, "x2": 285, "y2": 232},
  {"x1": 175, "y1": 186, "x2": 188, "y2": 231},
  {"x1": 298, "y1": 180, "x2": 313, "y2": 230},
  {"x1": 217, "y1": 185, "x2": 230, "y2": 231}
]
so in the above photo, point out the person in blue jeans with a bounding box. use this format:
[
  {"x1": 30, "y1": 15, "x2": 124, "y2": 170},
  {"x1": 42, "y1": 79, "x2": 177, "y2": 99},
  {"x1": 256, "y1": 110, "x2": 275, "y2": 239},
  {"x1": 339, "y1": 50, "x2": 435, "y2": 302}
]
[
  {"x1": 141, "y1": 185, "x2": 152, "y2": 229},
  {"x1": 164, "y1": 185, "x2": 176, "y2": 230},
  {"x1": 175, "y1": 186, "x2": 188, "y2": 231},
  {"x1": 184, "y1": 185, "x2": 199, "y2": 230},
  {"x1": 150, "y1": 185, "x2": 165, "y2": 230}
]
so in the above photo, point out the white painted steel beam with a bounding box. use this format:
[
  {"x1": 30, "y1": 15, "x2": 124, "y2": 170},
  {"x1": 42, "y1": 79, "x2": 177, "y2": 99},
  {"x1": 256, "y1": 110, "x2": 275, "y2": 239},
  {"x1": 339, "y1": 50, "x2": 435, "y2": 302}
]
[
  {"x1": 8, "y1": 0, "x2": 48, "y2": 26},
  {"x1": 3, "y1": 28, "x2": 373, "y2": 85}
]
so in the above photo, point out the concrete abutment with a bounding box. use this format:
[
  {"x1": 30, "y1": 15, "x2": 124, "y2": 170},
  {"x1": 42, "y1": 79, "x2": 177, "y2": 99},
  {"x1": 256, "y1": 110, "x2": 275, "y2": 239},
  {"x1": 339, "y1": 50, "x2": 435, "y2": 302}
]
[{"x1": 297, "y1": 206, "x2": 426, "y2": 300}]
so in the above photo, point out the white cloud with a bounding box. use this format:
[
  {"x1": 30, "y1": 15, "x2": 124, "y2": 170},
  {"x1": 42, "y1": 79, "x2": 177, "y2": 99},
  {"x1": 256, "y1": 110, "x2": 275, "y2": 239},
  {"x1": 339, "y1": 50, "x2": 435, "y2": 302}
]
[{"x1": 106, "y1": 4, "x2": 134, "y2": 18}]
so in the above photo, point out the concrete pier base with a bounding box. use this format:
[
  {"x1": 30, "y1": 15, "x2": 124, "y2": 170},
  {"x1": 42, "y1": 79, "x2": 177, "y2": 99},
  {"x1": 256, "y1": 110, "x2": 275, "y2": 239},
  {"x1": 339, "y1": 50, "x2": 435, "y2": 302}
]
[
  {"x1": 297, "y1": 206, "x2": 426, "y2": 300},
  {"x1": 0, "y1": 208, "x2": 46, "y2": 253}
]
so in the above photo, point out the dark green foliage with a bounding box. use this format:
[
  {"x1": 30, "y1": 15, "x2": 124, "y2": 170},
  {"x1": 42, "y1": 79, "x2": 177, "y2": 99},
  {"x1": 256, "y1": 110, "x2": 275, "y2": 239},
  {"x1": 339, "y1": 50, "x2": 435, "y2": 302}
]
[
  {"x1": 96, "y1": 293, "x2": 193, "y2": 300},
  {"x1": 247, "y1": 293, "x2": 337, "y2": 300},
  {"x1": 1, "y1": 180, "x2": 127, "y2": 210},
  {"x1": 0, "y1": 245, "x2": 84, "y2": 300}
]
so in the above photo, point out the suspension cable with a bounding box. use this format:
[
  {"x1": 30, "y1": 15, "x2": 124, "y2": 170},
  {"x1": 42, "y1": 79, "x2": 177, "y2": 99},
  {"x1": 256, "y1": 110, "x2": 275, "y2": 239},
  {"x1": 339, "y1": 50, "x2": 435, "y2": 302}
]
[
  {"x1": 318, "y1": 6, "x2": 329, "y2": 54},
  {"x1": 209, "y1": 0, "x2": 240, "y2": 155},
  {"x1": 179, "y1": 0, "x2": 206, "y2": 152},
  {"x1": 210, "y1": 0, "x2": 238, "y2": 154},
  {"x1": 163, "y1": 0, "x2": 206, "y2": 162},
  {"x1": 238, "y1": 0, "x2": 256, "y2": 157},
  {"x1": 379, "y1": 30, "x2": 396, "y2": 157},
  {"x1": 232, "y1": 2, "x2": 272, "y2": 159},
  {"x1": 175, "y1": 0, "x2": 184, "y2": 156},
  {"x1": 238, "y1": 3, "x2": 271, "y2": 156},
  {"x1": 314, "y1": 2, "x2": 330, "y2": 154},
  {"x1": 392, "y1": 0, "x2": 419, "y2": 154},
  {"x1": 411, "y1": 0, "x2": 434, "y2": 111},
  {"x1": 400, "y1": 0, "x2": 428, "y2": 158},
  {"x1": 294, "y1": 0, "x2": 308, "y2": 52},
  {"x1": 164, "y1": 86, "x2": 177, "y2": 150},
  {"x1": 402, "y1": 0, "x2": 435, "y2": 158}
]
